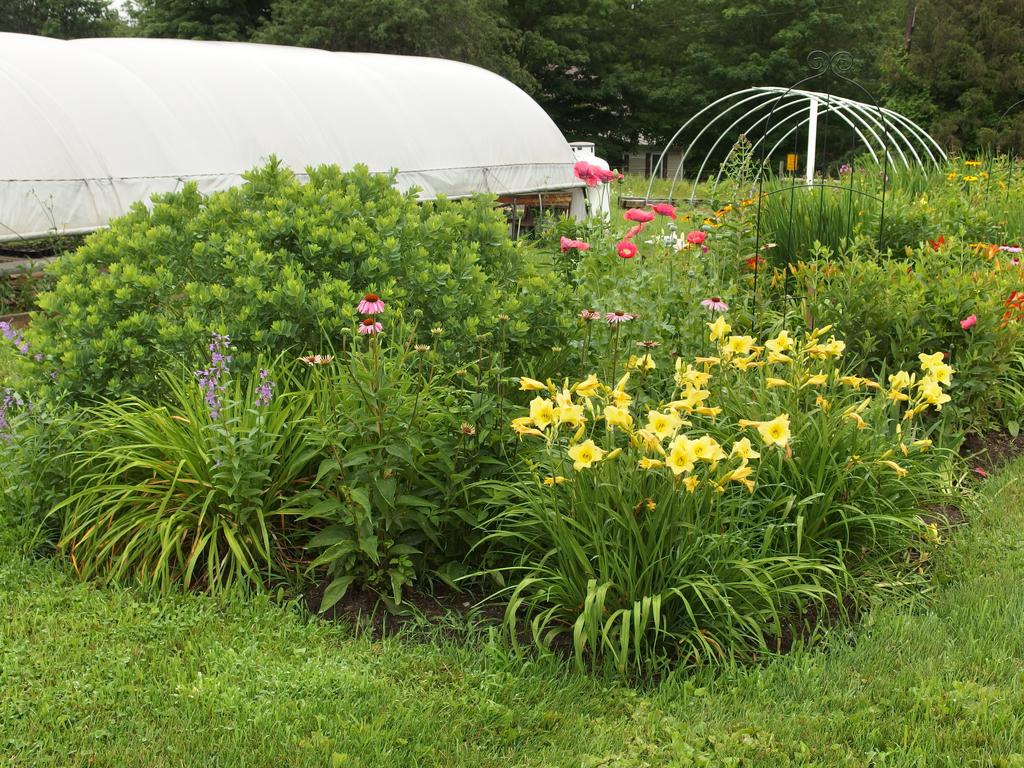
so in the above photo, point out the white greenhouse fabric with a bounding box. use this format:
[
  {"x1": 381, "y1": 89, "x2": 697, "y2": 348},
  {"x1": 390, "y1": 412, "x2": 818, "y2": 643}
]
[{"x1": 0, "y1": 33, "x2": 582, "y2": 241}]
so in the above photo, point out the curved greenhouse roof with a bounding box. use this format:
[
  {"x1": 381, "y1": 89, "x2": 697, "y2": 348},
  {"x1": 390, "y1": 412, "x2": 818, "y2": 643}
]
[{"x1": 0, "y1": 33, "x2": 581, "y2": 241}]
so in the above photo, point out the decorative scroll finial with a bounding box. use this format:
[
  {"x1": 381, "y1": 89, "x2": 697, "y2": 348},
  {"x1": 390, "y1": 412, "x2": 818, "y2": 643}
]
[{"x1": 806, "y1": 50, "x2": 854, "y2": 76}]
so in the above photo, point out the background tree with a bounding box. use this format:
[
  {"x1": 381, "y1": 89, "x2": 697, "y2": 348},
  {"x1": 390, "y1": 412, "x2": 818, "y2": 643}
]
[
  {"x1": 0, "y1": 0, "x2": 122, "y2": 38},
  {"x1": 893, "y1": 0, "x2": 1024, "y2": 152},
  {"x1": 128, "y1": 0, "x2": 269, "y2": 41},
  {"x1": 254, "y1": 0, "x2": 533, "y2": 91}
]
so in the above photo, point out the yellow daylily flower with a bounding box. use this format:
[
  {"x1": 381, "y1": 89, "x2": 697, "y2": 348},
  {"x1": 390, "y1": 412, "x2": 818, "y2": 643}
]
[
  {"x1": 511, "y1": 416, "x2": 545, "y2": 438},
  {"x1": 694, "y1": 356, "x2": 722, "y2": 367},
  {"x1": 724, "y1": 335, "x2": 757, "y2": 357},
  {"x1": 708, "y1": 316, "x2": 732, "y2": 342},
  {"x1": 692, "y1": 435, "x2": 727, "y2": 464},
  {"x1": 765, "y1": 330, "x2": 795, "y2": 355},
  {"x1": 543, "y1": 475, "x2": 569, "y2": 486},
  {"x1": 879, "y1": 460, "x2": 908, "y2": 477},
  {"x1": 815, "y1": 394, "x2": 831, "y2": 411},
  {"x1": 802, "y1": 373, "x2": 828, "y2": 388},
  {"x1": 647, "y1": 409, "x2": 682, "y2": 440},
  {"x1": 917, "y1": 352, "x2": 944, "y2": 371},
  {"x1": 519, "y1": 377, "x2": 548, "y2": 392},
  {"x1": 529, "y1": 397, "x2": 557, "y2": 430},
  {"x1": 748, "y1": 414, "x2": 791, "y2": 447},
  {"x1": 919, "y1": 378, "x2": 951, "y2": 410},
  {"x1": 638, "y1": 457, "x2": 664, "y2": 470},
  {"x1": 604, "y1": 405, "x2": 634, "y2": 430},
  {"x1": 634, "y1": 429, "x2": 667, "y2": 455},
  {"x1": 666, "y1": 435, "x2": 696, "y2": 475},
  {"x1": 573, "y1": 374, "x2": 601, "y2": 399},
  {"x1": 766, "y1": 377, "x2": 791, "y2": 388},
  {"x1": 912, "y1": 439, "x2": 933, "y2": 450},
  {"x1": 694, "y1": 406, "x2": 723, "y2": 419},
  {"x1": 730, "y1": 437, "x2": 760, "y2": 461},
  {"x1": 568, "y1": 439, "x2": 605, "y2": 470},
  {"x1": 721, "y1": 463, "x2": 756, "y2": 493},
  {"x1": 682, "y1": 475, "x2": 700, "y2": 493},
  {"x1": 555, "y1": 403, "x2": 587, "y2": 427}
]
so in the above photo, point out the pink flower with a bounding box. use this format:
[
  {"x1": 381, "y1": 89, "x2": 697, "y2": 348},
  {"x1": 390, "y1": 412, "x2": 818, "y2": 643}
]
[
  {"x1": 616, "y1": 240, "x2": 638, "y2": 259},
  {"x1": 574, "y1": 161, "x2": 598, "y2": 187},
  {"x1": 606, "y1": 311, "x2": 635, "y2": 324},
  {"x1": 686, "y1": 230, "x2": 707, "y2": 245},
  {"x1": 592, "y1": 167, "x2": 617, "y2": 183},
  {"x1": 560, "y1": 236, "x2": 590, "y2": 253},
  {"x1": 579, "y1": 308, "x2": 602, "y2": 321},
  {"x1": 652, "y1": 202, "x2": 677, "y2": 219},
  {"x1": 960, "y1": 314, "x2": 977, "y2": 330},
  {"x1": 999, "y1": 245, "x2": 1022, "y2": 253},
  {"x1": 357, "y1": 293, "x2": 385, "y2": 315},
  {"x1": 358, "y1": 316, "x2": 383, "y2": 335},
  {"x1": 624, "y1": 208, "x2": 656, "y2": 223},
  {"x1": 1013, "y1": 258, "x2": 1021, "y2": 267},
  {"x1": 974, "y1": 467, "x2": 988, "y2": 478},
  {"x1": 700, "y1": 297, "x2": 729, "y2": 312},
  {"x1": 624, "y1": 224, "x2": 644, "y2": 239}
]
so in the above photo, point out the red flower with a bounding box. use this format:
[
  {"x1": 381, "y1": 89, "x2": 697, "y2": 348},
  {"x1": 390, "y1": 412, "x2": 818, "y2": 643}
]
[
  {"x1": 974, "y1": 467, "x2": 988, "y2": 478},
  {"x1": 652, "y1": 202, "x2": 677, "y2": 219},
  {"x1": 686, "y1": 230, "x2": 707, "y2": 245},
  {"x1": 560, "y1": 236, "x2": 590, "y2": 253},
  {"x1": 624, "y1": 208, "x2": 656, "y2": 223},
  {"x1": 624, "y1": 224, "x2": 644, "y2": 239},
  {"x1": 744, "y1": 255, "x2": 766, "y2": 271},
  {"x1": 928, "y1": 235, "x2": 946, "y2": 251},
  {"x1": 616, "y1": 240, "x2": 638, "y2": 259},
  {"x1": 574, "y1": 161, "x2": 598, "y2": 187},
  {"x1": 592, "y1": 167, "x2": 617, "y2": 183},
  {"x1": 960, "y1": 314, "x2": 977, "y2": 330}
]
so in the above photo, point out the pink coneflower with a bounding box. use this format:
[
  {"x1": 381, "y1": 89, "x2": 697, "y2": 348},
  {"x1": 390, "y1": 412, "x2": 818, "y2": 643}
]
[
  {"x1": 960, "y1": 314, "x2": 977, "y2": 330},
  {"x1": 701, "y1": 297, "x2": 729, "y2": 312},
  {"x1": 579, "y1": 308, "x2": 602, "y2": 321},
  {"x1": 999, "y1": 245, "x2": 1022, "y2": 253},
  {"x1": 1013, "y1": 258, "x2": 1021, "y2": 267},
  {"x1": 652, "y1": 202, "x2": 677, "y2": 219},
  {"x1": 298, "y1": 354, "x2": 335, "y2": 366},
  {"x1": 357, "y1": 293, "x2": 385, "y2": 314},
  {"x1": 616, "y1": 240, "x2": 638, "y2": 259},
  {"x1": 359, "y1": 316, "x2": 383, "y2": 335},
  {"x1": 624, "y1": 208, "x2": 656, "y2": 223},
  {"x1": 560, "y1": 236, "x2": 590, "y2": 252},
  {"x1": 606, "y1": 311, "x2": 635, "y2": 324},
  {"x1": 686, "y1": 230, "x2": 707, "y2": 245}
]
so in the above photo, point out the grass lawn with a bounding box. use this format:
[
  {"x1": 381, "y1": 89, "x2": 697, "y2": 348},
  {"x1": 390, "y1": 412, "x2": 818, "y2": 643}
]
[{"x1": 3, "y1": 464, "x2": 1024, "y2": 767}]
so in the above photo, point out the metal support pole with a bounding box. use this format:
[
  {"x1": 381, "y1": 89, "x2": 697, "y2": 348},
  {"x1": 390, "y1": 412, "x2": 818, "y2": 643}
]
[{"x1": 806, "y1": 95, "x2": 819, "y2": 184}]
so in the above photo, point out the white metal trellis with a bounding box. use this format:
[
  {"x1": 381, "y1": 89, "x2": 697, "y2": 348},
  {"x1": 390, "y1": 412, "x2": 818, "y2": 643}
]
[{"x1": 644, "y1": 86, "x2": 946, "y2": 204}]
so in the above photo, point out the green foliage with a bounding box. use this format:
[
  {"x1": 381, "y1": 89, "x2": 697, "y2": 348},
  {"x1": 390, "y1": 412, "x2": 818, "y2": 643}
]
[
  {"x1": 48, "y1": 361, "x2": 321, "y2": 593},
  {"x1": 129, "y1": 0, "x2": 270, "y2": 40},
  {"x1": 899, "y1": 0, "x2": 1024, "y2": 152},
  {"x1": 254, "y1": 0, "x2": 533, "y2": 91},
  {"x1": 479, "y1": 325, "x2": 955, "y2": 677},
  {"x1": 0, "y1": 0, "x2": 122, "y2": 38},
  {"x1": 794, "y1": 242, "x2": 1024, "y2": 428},
  {"x1": 33, "y1": 160, "x2": 563, "y2": 403},
  {"x1": 303, "y1": 329, "x2": 504, "y2": 611}
]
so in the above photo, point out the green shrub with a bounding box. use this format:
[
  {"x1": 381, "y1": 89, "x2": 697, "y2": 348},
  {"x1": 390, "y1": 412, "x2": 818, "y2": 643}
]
[{"x1": 32, "y1": 160, "x2": 567, "y2": 403}]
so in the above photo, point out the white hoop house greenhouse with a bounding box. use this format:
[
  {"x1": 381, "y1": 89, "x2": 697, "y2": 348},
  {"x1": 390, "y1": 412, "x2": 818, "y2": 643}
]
[{"x1": 0, "y1": 33, "x2": 587, "y2": 242}]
